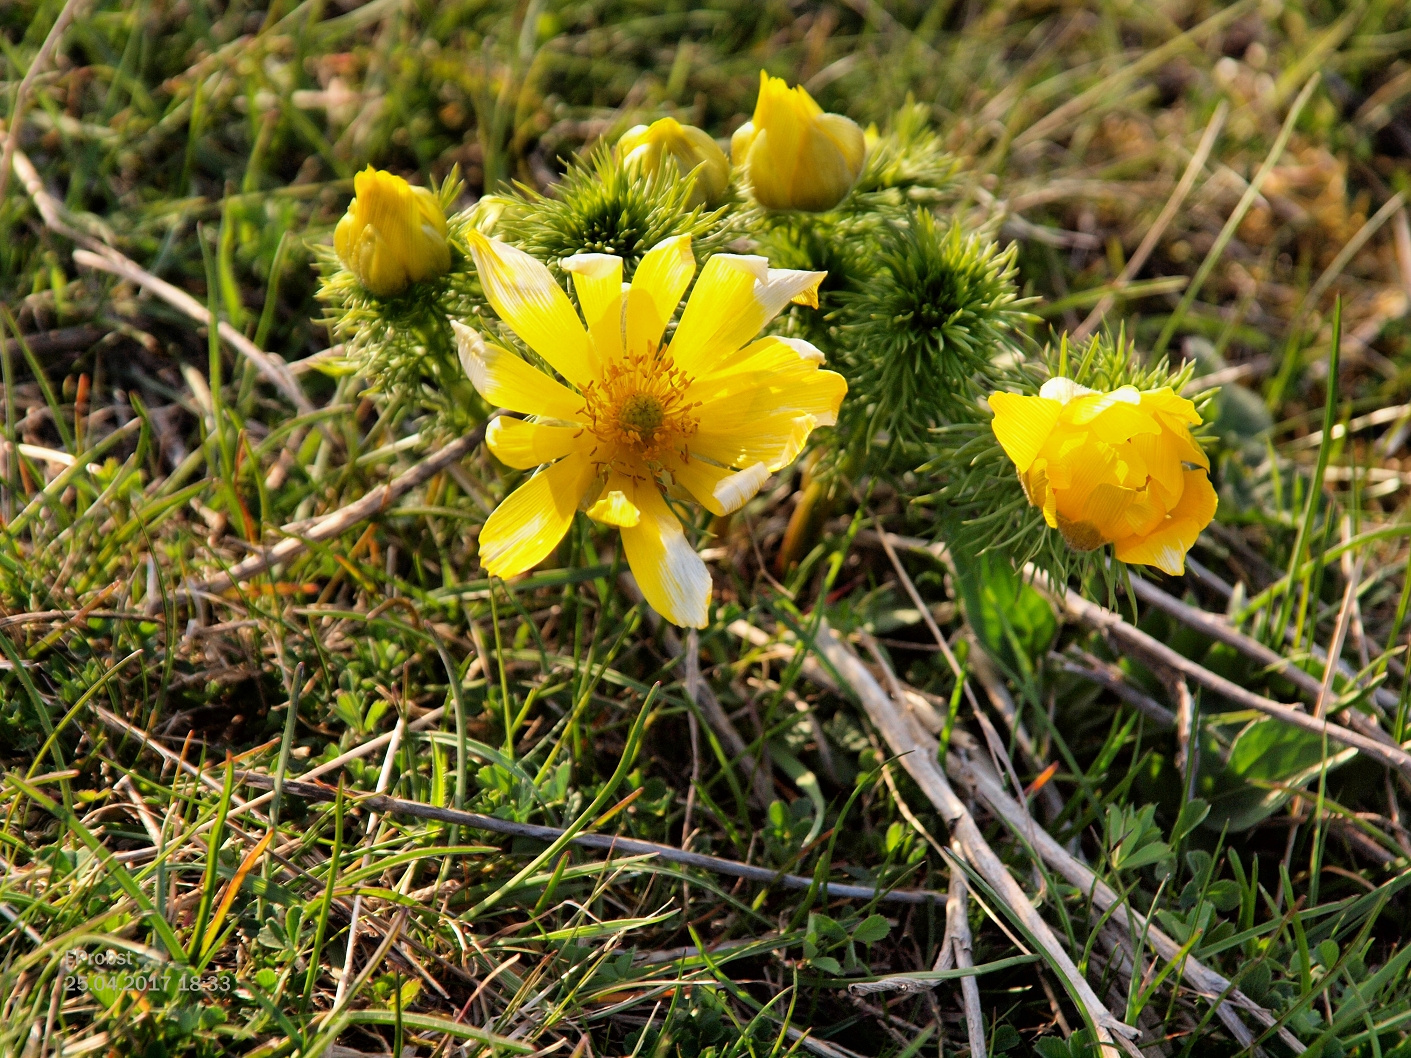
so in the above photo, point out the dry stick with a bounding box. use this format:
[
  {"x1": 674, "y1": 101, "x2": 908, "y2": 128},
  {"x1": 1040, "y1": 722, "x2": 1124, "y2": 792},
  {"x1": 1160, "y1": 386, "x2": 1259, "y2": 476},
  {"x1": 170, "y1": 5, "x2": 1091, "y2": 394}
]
[
  {"x1": 0, "y1": 0, "x2": 90, "y2": 209},
  {"x1": 1073, "y1": 99, "x2": 1229, "y2": 342},
  {"x1": 106, "y1": 707, "x2": 448, "y2": 862},
  {"x1": 1054, "y1": 650, "x2": 1176, "y2": 728},
  {"x1": 164, "y1": 428, "x2": 483, "y2": 607},
  {"x1": 621, "y1": 574, "x2": 774, "y2": 808},
  {"x1": 876, "y1": 530, "x2": 1061, "y2": 820},
  {"x1": 333, "y1": 716, "x2": 406, "y2": 1009},
  {"x1": 73, "y1": 248, "x2": 312, "y2": 417},
  {"x1": 947, "y1": 751, "x2": 1305, "y2": 1054},
  {"x1": 7, "y1": 140, "x2": 314, "y2": 422},
  {"x1": 808, "y1": 620, "x2": 1142, "y2": 1056},
  {"x1": 1052, "y1": 579, "x2": 1411, "y2": 779},
  {"x1": 1314, "y1": 547, "x2": 1366, "y2": 720},
  {"x1": 237, "y1": 775, "x2": 942, "y2": 906},
  {"x1": 1127, "y1": 575, "x2": 1399, "y2": 728},
  {"x1": 1174, "y1": 678, "x2": 1199, "y2": 802},
  {"x1": 946, "y1": 854, "x2": 987, "y2": 1058},
  {"x1": 882, "y1": 531, "x2": 1394, "y2": 719}
]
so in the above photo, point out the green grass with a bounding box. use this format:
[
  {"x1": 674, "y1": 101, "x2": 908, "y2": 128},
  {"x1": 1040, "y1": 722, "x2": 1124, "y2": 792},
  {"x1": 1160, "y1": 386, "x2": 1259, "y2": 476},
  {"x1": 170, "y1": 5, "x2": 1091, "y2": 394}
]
[{"x1": 4, "y1": 1, "x2": 1411, "y2": 1056}]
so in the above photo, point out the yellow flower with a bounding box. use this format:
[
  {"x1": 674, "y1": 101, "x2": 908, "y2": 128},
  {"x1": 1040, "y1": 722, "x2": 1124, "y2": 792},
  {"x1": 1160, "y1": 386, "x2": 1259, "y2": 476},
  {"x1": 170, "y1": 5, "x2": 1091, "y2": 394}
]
[
  {"x1": 730, "y1": 71, "x2": 866, "y2": 212},
  {"x1": 334, "y1": 167, "x2": 451, "y2": 296},
  {"x1": 616, "y1": 118, "x2": 731, "y2": 208},
  {"x1": 455, "y1": 232, "x2": 846, "y2": 627},
  {"x1": 989, "y1": 377, "x2": 1217, "y2": 576}
]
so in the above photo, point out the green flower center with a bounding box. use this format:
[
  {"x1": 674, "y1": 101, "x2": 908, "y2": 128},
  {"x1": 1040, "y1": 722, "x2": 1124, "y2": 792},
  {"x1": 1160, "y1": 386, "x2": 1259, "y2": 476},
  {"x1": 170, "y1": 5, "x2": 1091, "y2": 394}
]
[{"x1": 617, "y1": 392, "x2": 666, "y2": 438}]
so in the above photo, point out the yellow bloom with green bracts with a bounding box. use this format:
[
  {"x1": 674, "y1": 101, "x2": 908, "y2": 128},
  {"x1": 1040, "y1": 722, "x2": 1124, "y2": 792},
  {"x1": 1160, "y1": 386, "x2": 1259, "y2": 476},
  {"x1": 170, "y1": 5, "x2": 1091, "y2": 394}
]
[
  {"x1": 616, "y1": 117, "x2": 731, "y2": 208},
  {"x1": 989, "y1": 377, "x2": 1217, "y2": 576},
  {"x1": 731, "y1": 71, "x2": 866, "y2": 212},
  {"x1": 454, "y1": 232, "x2": 846, "y2": 627},
  {"x1": 334, "y1": 167, "x2": 451, "y2": 296}
]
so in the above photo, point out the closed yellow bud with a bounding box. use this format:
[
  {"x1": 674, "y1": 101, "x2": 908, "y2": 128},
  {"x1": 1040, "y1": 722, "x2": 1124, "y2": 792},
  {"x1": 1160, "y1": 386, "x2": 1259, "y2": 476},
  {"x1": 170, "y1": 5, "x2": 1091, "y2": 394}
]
[
  {"x1": 989, "y1": 378, "x2": 1217, "y2": 576},
  {"x1": 616, "y1": 118, "x2": 730, "y2": 208},
  {"x1": 731, "y1": 71, "x2": 866, "y2": 212},
  {"x1": 334, "y1": 167, "x2": 451, "y2": 297}
]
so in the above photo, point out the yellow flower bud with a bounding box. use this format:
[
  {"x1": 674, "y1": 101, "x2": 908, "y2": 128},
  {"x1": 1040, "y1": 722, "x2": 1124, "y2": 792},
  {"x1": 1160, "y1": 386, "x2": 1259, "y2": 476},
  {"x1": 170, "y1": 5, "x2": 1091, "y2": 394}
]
[
  {"x1": 334, "y1": 167, "x2": 451, "y2": 297},
  {"x1": 731, "y1": 71, "x2": 866, "y2": 212},
  {"x1": 989, "y1": 377, "x2": 1217, "y2": 576},
  {"x1": 616, "y1": 118, "x2": 730, "y2": 208}
]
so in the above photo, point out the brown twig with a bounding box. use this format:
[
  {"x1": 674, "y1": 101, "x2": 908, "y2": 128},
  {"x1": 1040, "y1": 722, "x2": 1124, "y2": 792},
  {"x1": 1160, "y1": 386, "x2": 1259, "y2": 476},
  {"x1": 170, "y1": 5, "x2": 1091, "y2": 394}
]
[
  {"x1": 945, "y1": 858, "x2": 987, "y2": 1058},
  {"x1": 0, "y1": 0, "x2": 90, "y2": 209},
  {"x1": 947, "y1": 747, "x2": 1304, "y2": 1054},
  {"x1": 163, "y1": 429, "x2": 483, "y2": 608},
  {"x1": 73, "y1": 248, "x2": 313, "y2": 418},
  {"x1": 624, "y1": 575, "x2": 774, "y2": 808},
  {"x1": 1054, "y1": 577, "x2": 1411, "y2": 777},
  {"x1": 237, "y1": 774, "x2": 943, "y2": 906},
  {"x1": 808, "y1": 619, "x2": 1143, "y2": 1055},
  {"x1": 1074, "y1": 100, "x2": 1229, "y2": 341}
]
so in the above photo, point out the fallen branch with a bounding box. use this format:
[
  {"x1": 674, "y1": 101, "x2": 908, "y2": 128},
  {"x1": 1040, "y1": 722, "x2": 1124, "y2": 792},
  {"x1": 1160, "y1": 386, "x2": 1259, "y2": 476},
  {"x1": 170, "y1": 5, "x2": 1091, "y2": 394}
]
[
  {"x1": 8, "y1": 141, "x2": 317, "y2": 423},
  {"x1": 947, "y1": 746, "x2": 1305, "y2": 1054},
  {"x1": 162, "y1": 428, "x2": 483, "y2": 608},
  {"x1": 74, "y1": 247, "x2": 313, "y2": 417},
  {"x1": 945, "y1": 857, "x2": 987, "y2": 1058},
  {"x1": 1055, "y1": 580, "x2": 1411, "y2": 779},
  {"x1": 238, "y1": 775, "x2": 942, "y2": 906},
  {"x1": 622, "y1": 576, "x2": 774, "y2": 809},
  {"x1": 808, "y1": 620, "x2": 1142, "y2": 1056}
]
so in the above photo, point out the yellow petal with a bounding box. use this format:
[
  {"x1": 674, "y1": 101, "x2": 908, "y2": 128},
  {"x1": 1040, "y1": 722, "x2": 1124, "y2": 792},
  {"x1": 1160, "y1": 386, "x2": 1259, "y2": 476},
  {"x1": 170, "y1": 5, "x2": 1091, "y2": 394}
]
[
  {"x1": 814, "y1": 112, "x2": 867, "y2": 181},
  {"x1": 617, "y1": 120, "x2": 729, "y2": 208},
  {"x1": 694, "y1": 413, "x2": 817, "y2": 475},
  {"x1": 1114, "y1": 469, "x2": 1218, "y2": 576},
  {"x1": 1065, "y1": 388, "x2": 1160, "y2": 443},
  {"x1": 1038, "y1": 377, "x2": 1094, "y2": 404},
  {"x1": 335, "y1": 168, "x2": 451, "y2": 296},
  {"x1": 1140, "y1": 386, "x2": 1201, "y2": 426},
  {"x1": 1129, "y1": 429, "x2": 1187, "y2": 507},
  {"x1": 454, "y1": 322, "x2": 585, "y2": 421},
  {"x1": 1080, "y1": 482, "x2": 1139, "y2": 542},
  {"x1": 465, "y1": 230, "x2": 595, "y2": 388},
  {"x1": 479, "y1": 451, "x2": 597, "y2": 578},
  {"x1": 692, "y1": 334, "x2": 825, "y2": 390},
  {"x1": 485, "y1": 416, "x2": 583, "y2": 470},
  {"x1": 586, "y1": 488, "x2": 641, "y2": 528},
  {"x1": 729, "y1": 120, "x2": 758, "y2": 164},
  {"x1": 988, "y1": 392, "x2": 1061, "y2": 474},
  {"x1": 620, "y1": 484, "x2": 711, "y2": 628},
  {"x1": 1052, "y1": 437, "x2": 1122, "y2": 517},
  {"x1": 670, "y1": 457, "x2": 770, "y2": 515},
  {"x1": 628, "y1": 234, "x2": 696, "y2": 348},
  {"x1": 670, "y1": 255, "x2": 827, "y2": 376},
  {"x1": 743, "y1": 72, "x2": 864, "y2": 211},
  {"x1": 693, "y1": 367, "x2": 847, "y2": 471},
  {"x1": 561, "y1": 253, "x2": 623, "y2": 333},
  {"x1": 624, "y1": 283, "x2": 667, "y2": 363}
]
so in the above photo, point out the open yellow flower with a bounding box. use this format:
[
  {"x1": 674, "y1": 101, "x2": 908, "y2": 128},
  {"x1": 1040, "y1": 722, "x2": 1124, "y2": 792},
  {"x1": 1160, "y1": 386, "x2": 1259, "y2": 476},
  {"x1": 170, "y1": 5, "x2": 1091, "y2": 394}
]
[
  {"x1": 730, "y1": 71, "x2": 866, "y2": 212},
  {"x1": 616, "y1": 118, "x2": 731, "y2": 208},
  {"x1": 455, "y1": 232, "x2": 846, "y2": 626},
  {"x1": 989, "y1": 377, "x2": 1217, "y2": 576},
  {"x1": 334, "y1": 167, "x2": 451, "y2": 296}
]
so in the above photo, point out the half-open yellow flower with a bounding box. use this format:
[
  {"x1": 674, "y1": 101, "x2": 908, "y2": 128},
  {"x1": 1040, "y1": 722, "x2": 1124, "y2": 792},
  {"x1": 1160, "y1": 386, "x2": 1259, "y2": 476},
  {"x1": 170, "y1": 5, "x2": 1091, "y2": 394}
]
[
  {"x1": 989, "y1": 377, "x2": 1217, "y2": 576},
  {"x1": 730, "y1": 71, "x2": 866, "y2": 212},
  {"x1": 455, "y1": 232, "x2": 846, "y2": 626},
  {"x1": 616, "y1": 118, "x2": 731, "y2": 208},
  {"x1": 334, "y1": 167, "x2": 451, "y2": 296}
]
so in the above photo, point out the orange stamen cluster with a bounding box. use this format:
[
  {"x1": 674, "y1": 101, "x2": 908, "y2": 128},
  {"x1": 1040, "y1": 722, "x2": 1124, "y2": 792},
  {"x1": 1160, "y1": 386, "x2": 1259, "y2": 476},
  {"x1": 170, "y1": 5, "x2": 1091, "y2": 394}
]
[{"x1": 580, "y1": 345, "x2": 700, "y2": 465}]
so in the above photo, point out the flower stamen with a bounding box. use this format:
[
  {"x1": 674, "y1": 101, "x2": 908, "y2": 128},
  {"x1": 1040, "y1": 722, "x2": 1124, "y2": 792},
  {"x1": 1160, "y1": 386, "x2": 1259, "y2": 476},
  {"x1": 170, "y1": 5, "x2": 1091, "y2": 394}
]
[{"x1": 581, "y1": 345, "x2": 700, "y2": 464}]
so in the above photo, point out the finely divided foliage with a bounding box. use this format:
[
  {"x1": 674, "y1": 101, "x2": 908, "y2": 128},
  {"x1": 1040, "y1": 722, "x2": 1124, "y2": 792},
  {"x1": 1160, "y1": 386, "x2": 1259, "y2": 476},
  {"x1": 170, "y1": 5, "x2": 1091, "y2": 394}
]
[{"x1": 3, "y1": 2, "x2": 1411, "y2": 1058}]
